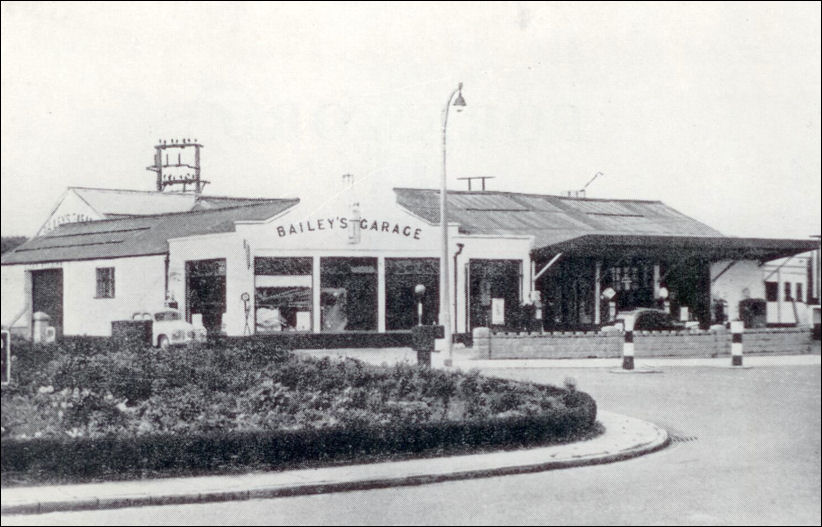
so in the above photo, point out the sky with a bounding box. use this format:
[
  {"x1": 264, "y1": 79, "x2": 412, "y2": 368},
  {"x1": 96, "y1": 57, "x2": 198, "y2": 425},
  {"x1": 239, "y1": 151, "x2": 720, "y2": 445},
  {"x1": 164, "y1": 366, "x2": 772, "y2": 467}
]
[{"x1": 1, "y1": 2, "x2": 820, "y2": 239}]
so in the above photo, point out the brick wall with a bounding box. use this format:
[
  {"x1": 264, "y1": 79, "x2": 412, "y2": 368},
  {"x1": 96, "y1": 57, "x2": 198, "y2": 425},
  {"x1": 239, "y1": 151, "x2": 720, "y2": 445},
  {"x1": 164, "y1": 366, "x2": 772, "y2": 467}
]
[{"x1": 471, "y1": 327, "x2": 813, "y2": 360}]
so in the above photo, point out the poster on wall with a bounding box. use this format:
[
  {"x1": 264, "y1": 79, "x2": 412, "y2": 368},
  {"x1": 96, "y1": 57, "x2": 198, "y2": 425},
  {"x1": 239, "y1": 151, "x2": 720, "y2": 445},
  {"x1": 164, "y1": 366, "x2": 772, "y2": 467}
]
[{"x1": 491, "y1": 298, "x2": 505, "y2": 325}]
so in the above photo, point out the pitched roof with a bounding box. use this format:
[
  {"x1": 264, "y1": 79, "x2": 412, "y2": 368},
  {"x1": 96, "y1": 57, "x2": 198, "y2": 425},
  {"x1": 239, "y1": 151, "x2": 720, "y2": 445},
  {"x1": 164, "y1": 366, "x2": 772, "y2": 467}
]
[
  {"x1": 394, "y1": 187, "x2": 724, "y2": 247},
  {"x1": 69, "y1": 187, "x2": 288, "y2": 217},
  {"x1": 2, "y1": 199, "x2": 299, "y2": 265},
  {"x1": 394, "y1": 188, "x2": 818, "y2": 260}
]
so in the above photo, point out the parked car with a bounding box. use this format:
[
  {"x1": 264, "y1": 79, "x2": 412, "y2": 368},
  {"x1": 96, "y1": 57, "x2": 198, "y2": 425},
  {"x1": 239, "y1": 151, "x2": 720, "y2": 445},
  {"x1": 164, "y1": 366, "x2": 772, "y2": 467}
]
[
  {"x1": 133, "y1": 309, "x2": 207, "y2": 349},
  {"x1": 606, "y1": 308, "x2": 688, "y2": 332}
]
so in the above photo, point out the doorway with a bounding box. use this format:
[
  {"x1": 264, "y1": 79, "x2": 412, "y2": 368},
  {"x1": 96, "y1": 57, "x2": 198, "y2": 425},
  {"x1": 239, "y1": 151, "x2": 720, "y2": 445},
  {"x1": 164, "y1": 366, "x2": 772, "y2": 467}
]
[
  {"x1": 185, "y1": 259, "x2": 227, "y2": 335},
  {"x1": 31, "y1": 268, "x2": 63, "y2": 338}
]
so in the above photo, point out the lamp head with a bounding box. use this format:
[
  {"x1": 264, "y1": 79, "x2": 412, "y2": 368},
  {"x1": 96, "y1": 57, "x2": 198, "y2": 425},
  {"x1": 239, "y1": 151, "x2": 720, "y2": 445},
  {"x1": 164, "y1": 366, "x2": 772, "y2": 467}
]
[{"x1": 453, "y1": 82, "x2": 466, "y2": 112}]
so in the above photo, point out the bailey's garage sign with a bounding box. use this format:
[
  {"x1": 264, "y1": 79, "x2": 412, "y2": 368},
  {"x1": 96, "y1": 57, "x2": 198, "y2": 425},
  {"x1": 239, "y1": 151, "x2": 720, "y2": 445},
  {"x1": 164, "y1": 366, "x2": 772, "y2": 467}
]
[{"x1": 275, "y1": 216, "x2": 423, "y2": 240}]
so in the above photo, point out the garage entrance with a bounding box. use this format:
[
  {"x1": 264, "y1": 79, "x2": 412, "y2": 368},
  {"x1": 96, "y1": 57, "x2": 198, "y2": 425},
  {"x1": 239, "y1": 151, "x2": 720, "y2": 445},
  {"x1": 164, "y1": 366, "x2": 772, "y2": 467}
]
[
  {"x1": 31, "y1": 268, "x2": 63, "y2": 338},
  {"x1": 185, "y1": 259, "x2": 227, "y2": 335},
  {"x1": 467, "y1": 259, "x2": 522, "y2": 330}
]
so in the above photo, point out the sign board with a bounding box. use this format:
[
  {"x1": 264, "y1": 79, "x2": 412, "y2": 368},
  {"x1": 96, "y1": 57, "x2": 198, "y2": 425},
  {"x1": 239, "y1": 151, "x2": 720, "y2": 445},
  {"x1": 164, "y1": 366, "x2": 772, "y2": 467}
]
[
  {"x1": 1, "y1": 330, "x2": 9, "y2": 385},
  {"x1": 491, "y1": 298, "x2": 505, "y2": 325}
]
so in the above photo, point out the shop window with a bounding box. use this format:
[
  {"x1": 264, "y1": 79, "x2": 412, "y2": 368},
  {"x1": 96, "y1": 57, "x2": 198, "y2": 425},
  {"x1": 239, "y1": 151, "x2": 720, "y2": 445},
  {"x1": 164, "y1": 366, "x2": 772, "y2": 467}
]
[
  {"x1": 796, "y1": 284, "x2": 803, "y2": 303},
  {"x1": 385, "y1": 258, "x2": 439, "y2": 330},
  {"x1": 256, "y1": 287, "x2": 312, "y2": 332},
  {"x1": 254, "y1": 257, "x2": 313, "y2": 332},
  {"x1": 95, "y1": 267, "x2": 115, "y2": 298},
  {"x1": 765, "y1": 282, "x2": 778, "y2": 302},
  {"x1": 255, "y1": 257, "x2": 312, "y2": 275},
  {"x1": 784, "y1": 282, "x2": 792, "y2": 301},
  {"x1": 320, "y1": 257, "x2": 377, "y2": 331}
]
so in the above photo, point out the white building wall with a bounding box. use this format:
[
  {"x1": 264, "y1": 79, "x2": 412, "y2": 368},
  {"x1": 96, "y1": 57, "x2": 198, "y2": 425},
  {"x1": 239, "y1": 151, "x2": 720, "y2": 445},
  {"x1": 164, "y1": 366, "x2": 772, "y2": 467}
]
[
  {"x1": 452, "y1": 235, "x2": 533, "y2": 333},
  {"x1": 1, "y1": 255, "x2": 167, "y2": 337},
  {"x1": 762, "y1": 254, "x2": 811, "y2": 326},
  {"x1": 62, "y1": 256, "x2": 167, "y2": 336},
  {"x1": 168, "y1": 233, "x2": 252, "y2": 337},
  {"x1": 710, "y1": 259, "x2": 765, "y2": 321},
  {"x1": 35, "y1": 189, "x2": 103, "y2": 237},
  {"x1": 1, "y1": 264, "x2": 29, "y2": 335}
]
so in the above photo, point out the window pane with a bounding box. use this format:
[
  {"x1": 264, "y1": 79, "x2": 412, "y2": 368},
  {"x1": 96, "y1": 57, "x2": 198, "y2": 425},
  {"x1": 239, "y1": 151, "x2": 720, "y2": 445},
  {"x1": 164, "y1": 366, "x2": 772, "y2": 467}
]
[
  {"x1": 320, "y1": 257, "x2": 377, "y2": 331},
  {"x1": 255, "y1": 287, "x2": 312, "y2": 332},
  {"x1": 96, "y1": 267, "x2": 114, "y2": 298},
  {"x1": 385, "y1": 258, "x2": 439, "y2": 329},
  {"x1": 765, "y1": 282, "x2": 778, "y2": 302},
  {"x1": 255, "y1": 257, "x2": 312, "y2": 275}
]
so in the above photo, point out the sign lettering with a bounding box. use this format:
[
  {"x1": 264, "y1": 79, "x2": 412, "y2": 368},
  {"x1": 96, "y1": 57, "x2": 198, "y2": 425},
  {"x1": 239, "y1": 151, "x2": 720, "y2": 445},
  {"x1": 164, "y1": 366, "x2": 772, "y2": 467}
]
[{"x1": 276, "y1": 216, "x2": 423, "y2": 240}]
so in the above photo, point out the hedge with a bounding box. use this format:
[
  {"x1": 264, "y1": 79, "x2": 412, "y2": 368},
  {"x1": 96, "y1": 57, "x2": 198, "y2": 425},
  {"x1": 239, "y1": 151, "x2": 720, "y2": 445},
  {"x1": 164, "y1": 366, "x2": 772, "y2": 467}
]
[
  {"x1": 1, "y1": 392, "x2": 595, "y2": 479},
  {"x1": 2, "y1": 336, "x2": 597, "y2": 482}
]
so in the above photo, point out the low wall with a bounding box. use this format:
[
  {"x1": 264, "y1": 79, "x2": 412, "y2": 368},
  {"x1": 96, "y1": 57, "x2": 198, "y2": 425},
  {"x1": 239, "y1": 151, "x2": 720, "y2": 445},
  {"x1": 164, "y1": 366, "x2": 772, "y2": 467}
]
[{"x1": 471, "y1": 327, "x2": 813, "y2": 360}]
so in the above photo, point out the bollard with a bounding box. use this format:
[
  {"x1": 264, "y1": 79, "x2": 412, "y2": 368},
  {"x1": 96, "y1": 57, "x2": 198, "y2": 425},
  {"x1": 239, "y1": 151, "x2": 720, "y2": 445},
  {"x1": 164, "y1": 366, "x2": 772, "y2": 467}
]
[
  {"x1": 731, "y1": 320, "x2": 744, "y2": 367},
  {"x1": 411, "y1": 325, "x2": 443, "y2": 367},
  {"x1": 622, "y1": 314, "x2": 635, "y2": 370}
]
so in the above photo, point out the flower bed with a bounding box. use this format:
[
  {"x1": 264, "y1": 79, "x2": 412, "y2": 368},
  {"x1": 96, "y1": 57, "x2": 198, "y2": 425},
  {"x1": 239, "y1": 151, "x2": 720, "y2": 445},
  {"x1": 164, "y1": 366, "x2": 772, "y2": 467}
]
[{"x1": 1, "y1": 337, "x2": 597, "y2": 484}]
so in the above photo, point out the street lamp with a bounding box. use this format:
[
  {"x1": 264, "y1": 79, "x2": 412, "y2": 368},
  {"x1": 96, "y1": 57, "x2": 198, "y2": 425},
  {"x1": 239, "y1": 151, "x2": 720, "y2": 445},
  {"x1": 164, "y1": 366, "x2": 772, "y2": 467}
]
[{"x1": 441, "y1": 82, "x2": 466, "y2": 366}]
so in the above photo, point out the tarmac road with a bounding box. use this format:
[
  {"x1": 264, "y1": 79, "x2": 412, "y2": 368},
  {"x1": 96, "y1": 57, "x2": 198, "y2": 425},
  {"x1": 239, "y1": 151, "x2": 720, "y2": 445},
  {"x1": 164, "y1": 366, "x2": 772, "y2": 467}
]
[{"x1": 4, "y1": 362, "x2": 820, "y2": 526}]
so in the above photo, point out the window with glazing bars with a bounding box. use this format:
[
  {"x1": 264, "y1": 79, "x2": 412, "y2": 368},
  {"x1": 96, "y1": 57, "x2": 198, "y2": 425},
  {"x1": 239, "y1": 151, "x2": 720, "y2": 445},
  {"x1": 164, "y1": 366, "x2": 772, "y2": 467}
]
[{"x1": 96, "y1": 267, "x2": 115, "y2": 298}]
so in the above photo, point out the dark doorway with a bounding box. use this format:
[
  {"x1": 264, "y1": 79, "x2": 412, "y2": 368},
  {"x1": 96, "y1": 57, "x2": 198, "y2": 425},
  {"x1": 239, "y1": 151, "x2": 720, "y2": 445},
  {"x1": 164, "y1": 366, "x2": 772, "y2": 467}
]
[
  {"x1": 468, "y1": 259, "x2": 521, "y2": 330},
  {"x1": 186, "y1": 259, "x2": 227, "y2": 335},
  {"x1": 31, "y1": 269, "x2": 63, "y2": 338},
  {"x1": 663, "y1": 258, "x2": 711, "y2": 328}
]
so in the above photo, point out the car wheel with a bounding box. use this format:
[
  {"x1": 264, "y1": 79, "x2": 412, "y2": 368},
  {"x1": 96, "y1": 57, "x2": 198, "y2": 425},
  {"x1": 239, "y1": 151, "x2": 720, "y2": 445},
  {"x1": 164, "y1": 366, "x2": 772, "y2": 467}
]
[{"x1": 158, "y1": 335, "x2": 170, "y2": 350}]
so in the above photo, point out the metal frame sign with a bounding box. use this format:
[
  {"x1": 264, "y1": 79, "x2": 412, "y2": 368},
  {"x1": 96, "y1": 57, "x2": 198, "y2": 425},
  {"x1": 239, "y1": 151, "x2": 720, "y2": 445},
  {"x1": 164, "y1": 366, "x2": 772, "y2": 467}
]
[{"x1": 1, "y1": 330, "x2": 9, "y2": 385}]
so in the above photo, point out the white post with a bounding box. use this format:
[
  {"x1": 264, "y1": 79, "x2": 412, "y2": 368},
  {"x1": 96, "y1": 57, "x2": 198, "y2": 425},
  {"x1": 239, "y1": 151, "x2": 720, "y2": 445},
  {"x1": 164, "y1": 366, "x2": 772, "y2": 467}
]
[
  {"x1": 377, "y1": 256, "x2": 386, "y2": 332},
  {"x1": 622, "y1": 314, "x2": 635, "y2": 370},
  {"x1": 594, "y1": 261, "x2": 602, "y2": 325},
  {"x1": 312, "y1": 255, "x2": 321, "y2": 333},
  {"x1": 731, "y1": 320, "x2": 744, "y2": 367}
]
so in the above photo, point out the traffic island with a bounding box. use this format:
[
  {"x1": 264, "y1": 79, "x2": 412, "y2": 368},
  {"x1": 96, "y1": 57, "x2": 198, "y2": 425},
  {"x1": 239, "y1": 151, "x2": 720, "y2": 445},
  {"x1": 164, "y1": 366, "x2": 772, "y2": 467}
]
[{"x1": 1, "y1": 411, "x2": 668, "y2": 516}]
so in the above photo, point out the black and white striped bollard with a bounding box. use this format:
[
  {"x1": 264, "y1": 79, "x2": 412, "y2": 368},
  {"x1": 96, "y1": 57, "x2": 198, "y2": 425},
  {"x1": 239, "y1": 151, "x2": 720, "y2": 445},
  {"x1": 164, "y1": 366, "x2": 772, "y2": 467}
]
[
  {"x1": 731, "y1": 320, "x2": 743, "y2": 367},
  {"x1": 622, "y1": 315, "x2": 635, "y2": 370}
]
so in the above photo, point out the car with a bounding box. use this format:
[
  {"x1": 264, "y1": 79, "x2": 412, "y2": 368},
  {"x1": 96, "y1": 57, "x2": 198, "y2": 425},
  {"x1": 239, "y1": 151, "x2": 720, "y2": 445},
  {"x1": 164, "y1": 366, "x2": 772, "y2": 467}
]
[
  {"x1": 132, "y1": 309, "x2": 207, "y2": 349},
  {"x1": 606, "y1": 308, "x2": 689, "y2": 332}
]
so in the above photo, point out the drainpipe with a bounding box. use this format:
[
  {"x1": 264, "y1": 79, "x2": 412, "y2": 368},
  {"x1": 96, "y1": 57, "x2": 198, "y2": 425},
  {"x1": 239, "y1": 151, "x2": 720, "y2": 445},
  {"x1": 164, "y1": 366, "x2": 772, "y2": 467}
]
[
  {"x1": 454, "y1": 243, "x2": 465, "y2": 334},
  {"x1": 164, "y1": 253, "x2": 170, "y2": 304}
]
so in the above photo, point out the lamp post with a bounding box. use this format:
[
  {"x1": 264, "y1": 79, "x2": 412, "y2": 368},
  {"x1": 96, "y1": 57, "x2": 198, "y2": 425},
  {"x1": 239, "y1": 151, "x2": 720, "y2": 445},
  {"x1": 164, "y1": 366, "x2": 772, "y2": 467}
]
[{"x1": 440, "y1": 82, "x2": 467, "y2": 366}]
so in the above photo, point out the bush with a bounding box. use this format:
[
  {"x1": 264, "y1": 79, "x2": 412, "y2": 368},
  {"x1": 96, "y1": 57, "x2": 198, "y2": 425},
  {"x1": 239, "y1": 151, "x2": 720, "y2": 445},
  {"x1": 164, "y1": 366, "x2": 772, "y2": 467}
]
[{"x1": 1, "y1": 337, "x2": 597, "y2": 483}]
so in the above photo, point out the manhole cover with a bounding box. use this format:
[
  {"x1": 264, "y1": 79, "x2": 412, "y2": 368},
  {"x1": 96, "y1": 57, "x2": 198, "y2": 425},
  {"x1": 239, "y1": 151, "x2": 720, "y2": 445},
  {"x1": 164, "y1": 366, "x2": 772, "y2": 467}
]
[{"x1": 668, "y1": 433, "x2": 698, "y2": 443}]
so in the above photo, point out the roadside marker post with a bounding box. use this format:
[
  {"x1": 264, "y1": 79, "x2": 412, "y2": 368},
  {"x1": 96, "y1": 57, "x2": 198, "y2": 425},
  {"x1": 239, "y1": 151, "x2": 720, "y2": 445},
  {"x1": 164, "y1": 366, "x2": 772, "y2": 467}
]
[
  {"x1": 1, "y1": 330, "x2": 10, "y2": 385},
  {"x1": 622, "y1": 315, "x2": 635, "y2": 370},
  {"x1": 731, "y1": 320, "x2": 744, "y2": 367}
]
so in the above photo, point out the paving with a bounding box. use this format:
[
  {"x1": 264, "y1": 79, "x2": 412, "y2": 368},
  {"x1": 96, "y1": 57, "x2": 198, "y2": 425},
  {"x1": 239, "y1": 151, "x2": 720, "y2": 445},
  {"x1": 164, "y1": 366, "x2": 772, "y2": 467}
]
[{"x1": 0, "y1": 410, "x2": 667, "y2": 516}]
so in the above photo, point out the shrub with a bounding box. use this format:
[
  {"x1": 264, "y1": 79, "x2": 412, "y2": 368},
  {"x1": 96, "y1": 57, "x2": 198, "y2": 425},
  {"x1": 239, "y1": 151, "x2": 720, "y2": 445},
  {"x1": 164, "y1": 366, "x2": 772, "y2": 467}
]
[{"x1": 1, "y1": 337, "x2": 597, "y2": 483}]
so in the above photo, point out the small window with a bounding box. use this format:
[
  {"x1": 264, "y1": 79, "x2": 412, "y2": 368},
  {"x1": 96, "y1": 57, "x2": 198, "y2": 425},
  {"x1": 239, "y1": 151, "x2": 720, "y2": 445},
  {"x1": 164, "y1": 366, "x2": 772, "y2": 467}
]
[
  {"x1": 96, "y1": 267, "x2": 115, "y2": 298},
  {"x1": 784, "y1": 282, "x2": 792, "y2": 301},
  {"x1": 765, "y1": 282, "x2": 778, "y2": 302},
  {"x1": 796, "y1": 284, "x2": 803, "y2": 303}
]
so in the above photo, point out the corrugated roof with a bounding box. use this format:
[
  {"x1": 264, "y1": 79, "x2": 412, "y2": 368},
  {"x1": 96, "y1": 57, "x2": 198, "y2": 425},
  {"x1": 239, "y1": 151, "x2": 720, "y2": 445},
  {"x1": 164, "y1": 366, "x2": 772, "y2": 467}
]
[
  {"x1": 394, "y1": 187, "x2": 724, "y2": 248},
  {"x1": 2, "y1": 199, "x2": 299, "y2": 265},
  {"x1": 71, "y1": 187, "x2": 289, "y2": 217}
]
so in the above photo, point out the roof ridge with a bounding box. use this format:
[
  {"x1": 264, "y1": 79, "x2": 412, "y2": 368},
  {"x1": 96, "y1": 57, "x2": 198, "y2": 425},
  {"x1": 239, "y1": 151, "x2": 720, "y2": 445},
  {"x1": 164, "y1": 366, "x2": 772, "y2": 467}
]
[
  {"x1": 70, "y1": 186, "x2": 288, "y2": 201},
  {"x1": 43, "y1": 199, "x2": 301, "y2": 231}
]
